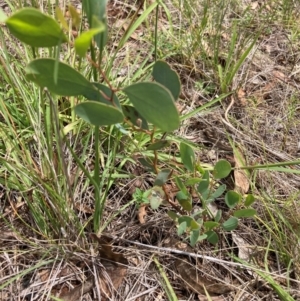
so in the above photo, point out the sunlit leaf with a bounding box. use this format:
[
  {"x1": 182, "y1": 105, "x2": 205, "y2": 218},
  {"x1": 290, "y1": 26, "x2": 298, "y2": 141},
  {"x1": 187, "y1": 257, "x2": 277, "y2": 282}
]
[
  {"x1": 75, "y1": 25, "x2": 105, "y2": 57},
  {"x1": 6, "y1": 8, "x2": 67, "y2": 47}
]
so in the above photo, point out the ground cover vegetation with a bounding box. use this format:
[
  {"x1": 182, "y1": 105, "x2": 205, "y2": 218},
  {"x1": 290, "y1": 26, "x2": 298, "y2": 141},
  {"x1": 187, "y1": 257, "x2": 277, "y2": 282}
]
[{"x1": 0, "y1": 0, "x2": 300, "y2": 300}]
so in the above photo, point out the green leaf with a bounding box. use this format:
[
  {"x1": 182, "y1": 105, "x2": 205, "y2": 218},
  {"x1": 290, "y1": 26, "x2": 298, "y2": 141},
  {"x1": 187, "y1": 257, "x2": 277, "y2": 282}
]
[
  {"x1": 222, "y1": 217, "x2": 238, "y2": 231},
  {"x1": 176, "y1": 191, "x2": 192, "y2": 211},
  {"x1": 190, "y1": 229, "x2": 200, "y2": 247},
  {"x1": 185, "y1": 177, "x2": 202, "y2": 186},
  {"x1": 225, "y1": 190, "x2": 241, "y2": 209},
  {"x1": 6, "y1": 8, "x2": 67, "y2": 47},
  {"x1": 152, "y1": 60, "x2": 181, "y2": 100},
  {"x1": 213, "y1": 159, "x2": 231, "y2": 179},
  {"x1": 197, "y1": 171, "x2": 210, "y2": 194},
  {"x1": 74, "y1": 101, "x2": 124, "y2": 126},
  {"x1": 197, "y1": 234, "x2": 208, "y2": 242},
  {"x1": 204, "y1": 221, "x2": 219, "y2": 231},
  {"x1": 178, "y1": 222, "x2": 187, "y2": 236},
  {"x1": 206, "y1": 231, "x2": 219, "y2": 245},
  {"x1": 245, "y1": 194, "x2": 255, "y2": 207},
  {"x1": 154, "y1": 169, "x2": 172, "y2": 186},
  {"x1": 122, "y1": 105, "x2": 148, "y2": 129},
  {"x1": 146, "y1": 140, "x2": 170, "y2": 151},
  {"x1": 214, "y1": 209, "x2": 222, "y2": 222},
  {"x1": 123, "y1": 82, "x2": 180, "y2": 132},
  {"x1": 149, "y1": 197, "x2": 162, "y2": 210},
  {"x1": 207, "y1": 184, "x2": 226, "y2": 202},
  {"x1": 167, "y1": 210, "x2": 179, "y2": 221},
  {"x1": 175, "y1": 177, "x2": 188, "y2": 195},
  {"x1": 75, "y1": 26, "x2": 105, "y2": 57},
  {"x1": 25, "y1": 59, "x2": 99, "y2": 97},
  {"x1": 180, "y1": 142, "x2": 195, "y2": 172},
  {"x1": 234, "y1": 208, "x2": 256, "y2": 218},
  {"x1": 178, "y1": 216, "x2": 199, "y2": 230}
]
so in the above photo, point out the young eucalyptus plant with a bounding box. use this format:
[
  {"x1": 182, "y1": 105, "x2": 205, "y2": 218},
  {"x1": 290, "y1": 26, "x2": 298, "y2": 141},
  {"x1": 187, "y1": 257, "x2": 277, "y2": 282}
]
[{"x1": 2, "y1": 1, "x2": 256, "y2": 243}]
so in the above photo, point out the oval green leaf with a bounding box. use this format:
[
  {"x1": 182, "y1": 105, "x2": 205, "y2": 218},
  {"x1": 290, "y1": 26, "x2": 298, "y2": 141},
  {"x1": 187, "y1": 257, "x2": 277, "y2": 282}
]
[
  {"x1": 180, "y1": 142, "x2": 195, "y2": 172},
  {"x1": 204, "y1": 221, "x2": 219, "y2": 231},
  {"x1": 245, "y1": 194, "x2": 255, "y2": 207},
  {"x1": 225, "y1": 190, "x2": 241, "y2": 209},
  {"x1": 6, "y1": 8, "x2": 67, "y2": 47},
  {"x1": 74, "y1": 101, "x2": 124, "y2": 126},
  {"x1": 185, "y1": 177, "x2": 202, "y2": 186},
  {"x1": 214, "y1": 209, "x2": 222, "y2": 222},
  {"x1": 190, "y1": 229, "x2": 200, "y2": 247},
  {"x1": 123, "y1": 82, "x2": 180, "y2": 132},
  {"x1": 25, "y1": 59, "x2": 99, "y2": 97},
  {"x1": 197, "y1": 171, "x2": 210, "y2": 195},
  {"x1": 213, "y1": 159, "x2": 232, "y2": 179},
  {"x1": 152, "y1": 60, "x2": 181, "y2": 100},
  {"x1": 234, "y1": 208, "x2": 257, "y2": 218},
  {"x1": 222, "y1": 216, "x2": 238, "y2": 231},
  {"x1": 178, "y1": 221, "x2": 187, "y2": 236},
  {"x1": 206, "y1": 230, "x2": 219, "y2": 245}
]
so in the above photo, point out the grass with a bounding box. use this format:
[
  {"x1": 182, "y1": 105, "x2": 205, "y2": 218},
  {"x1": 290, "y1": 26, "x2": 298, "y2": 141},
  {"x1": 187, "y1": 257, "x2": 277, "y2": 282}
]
[{"x1": 1, "y1": 0, "x2": 300, "y2": 300}]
